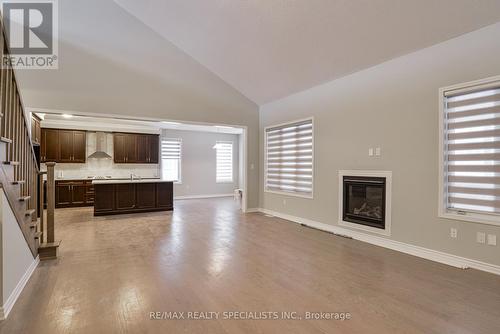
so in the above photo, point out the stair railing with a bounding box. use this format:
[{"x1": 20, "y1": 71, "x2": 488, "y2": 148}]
[{"x1": 0, "y1": 17, "x2": 57, "y2": 259}]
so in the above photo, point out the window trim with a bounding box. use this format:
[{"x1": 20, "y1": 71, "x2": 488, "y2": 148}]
[
  {"x1": 161, "y1": 137, "x2": 182, "y2": 184},
  {"x1": 215, "y1": 140, "x2": 234, "y2": 184},
  {"x1": 438, "y1": 75, "x2": 500, "y2": 227},
  {"x1": 264, "y1": 117, "x2": 314, "y2": 199}
]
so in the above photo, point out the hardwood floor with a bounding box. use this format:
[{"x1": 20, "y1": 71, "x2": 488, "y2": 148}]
[{"x1": 1, "y1": 197, "x2": 499, "y2": 333}]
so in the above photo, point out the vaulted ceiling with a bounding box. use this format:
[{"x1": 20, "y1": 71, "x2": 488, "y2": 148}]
[
  {"x1": 116, "y1": 0, "x2": 500, "y2": 104},
  {"x1": 16, "y1": 0, "x2": 500, "y2": 113}
]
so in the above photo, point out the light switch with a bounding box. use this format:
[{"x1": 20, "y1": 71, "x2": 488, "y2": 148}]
[
  {"x1": 368, "y1": 148, "x2": 374, "y2": 156},
  {"x1": 450, "y1": 228, "x2": 458, "y2": 239},
  {"x1": 487, "y1": 234, "x2": 497, "y2": 246},
  {"x1": 375, "y1": 147, "x2": 381, "y2": 156}
]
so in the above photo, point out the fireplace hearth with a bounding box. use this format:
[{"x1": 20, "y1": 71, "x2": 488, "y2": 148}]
[{"x1": 342, "y1": 176, "x2": 386, "y2": 229}]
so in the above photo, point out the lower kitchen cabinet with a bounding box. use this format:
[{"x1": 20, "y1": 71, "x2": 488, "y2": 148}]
[
  {"x1": 157, "y1": 182, "x2": 173, "y2": 208},
  {"x1": 55, "y1": 180, "x2": 94, "y2": 208},
  {"x1": 94, "y1": 181, "x2": 173, "y2": 216},
  {"x1": 94, "y1": 184, "x2": 114, "y2": 213},
  {"x1": 71, "y1": 183, "x2": 87, "y2": 206},
  {"x1": 136, "y1": 183, "x2": 156, "y2": 209},
  {"x1": 115, "y1": 184, "x2": 136, "y2": 210}
]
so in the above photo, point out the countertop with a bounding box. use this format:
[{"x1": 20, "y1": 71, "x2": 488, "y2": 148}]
[{"x1": 91, "y1": 178, "x2": 173, "y2": 185}]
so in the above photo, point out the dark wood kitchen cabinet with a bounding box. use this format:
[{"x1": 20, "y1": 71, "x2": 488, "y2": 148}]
[
  {"x1": 55, "y1": 181, "x2": 72, "y2": 207},
  {"x1": 31, "y1": 114, "x2": 41, "y2": 145},
  {"x1": 126, "y1": 134, "x2": 138, "y2": 163},
  {"x1": 85, "y1": 180, "x2": 94, "y2": 205},
  {"x1": 113, "y1": 132, "x2": 159, "y2": 164},
  {"x1": 41, "y1": 128, "x2": 60, "y2": 162},
  {"x1": 148, "y1": 135, "x2": 159, "y2": 163},
  {"x1": 59, "y1": 130, "x2": 74, "y2": 162},
  {"x1": 41, "y1": 128, "x2": 86, "y2": 163},
  {"x1": 94, "y1": 181, "x2": 173, "y2": 216},
  {"x1": 55, "y1": 180, "x2": 94, "y2": 208},
  {"x1": 71, "y1": 183, "x2": 87, "y2": 205},
  {"x1": 113, "y1": 133, "x2": 127, "y2": 163},
  {"x1": 157, "y1": 182, "x2": 173, "y2": 208},
  {"x1": 136, "y1": 135, "x2": 148, "y2": 163},
  {"x1": 115, "y1": 184, "x2": 136, "y2": 210},
  {"x1": 136, "y1": 183, "x2": 156, "y2": 209},
  {"x1": 72, "y1": 131, "x2": 87, "y2": 162},
  {"x1": 93, "y1": 184, "x2": 114, "y2": 213}
]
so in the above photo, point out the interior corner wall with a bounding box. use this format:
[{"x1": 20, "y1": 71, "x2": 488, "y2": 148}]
[
  {"x1": 162, "y1": 129, "x2": 240, "y2": 197},
  {"x1": 259, "y1": 22, "x2": 500, "y2": 266},
  {"x1": 1, "y1": 191, "x2": 35, "y2": 312}
]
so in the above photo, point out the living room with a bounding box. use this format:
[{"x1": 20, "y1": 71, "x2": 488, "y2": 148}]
[{"x1": 0, "y1": 1, "x2": 499, "y2": 333}]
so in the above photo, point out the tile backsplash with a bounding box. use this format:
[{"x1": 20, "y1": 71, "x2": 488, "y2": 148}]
[{"x1": 40, "y1": 132, "x2": 160, "y2": 179}]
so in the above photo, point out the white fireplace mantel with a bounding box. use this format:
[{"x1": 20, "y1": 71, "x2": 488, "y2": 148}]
[{"x1": 338, "y1": 170, "x2": 392, "y2": 236}]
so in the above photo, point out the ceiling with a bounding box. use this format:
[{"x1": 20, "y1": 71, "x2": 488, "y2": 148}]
[
  {"x1": 15, "y1": 0, "x2": 257, "y2": 126},
  {"x1": 37, "y1": 113, "x2": 244, "y2": 134},
  {"x1": 115, "y1": 0, "x2": 500, "y2": 104}
]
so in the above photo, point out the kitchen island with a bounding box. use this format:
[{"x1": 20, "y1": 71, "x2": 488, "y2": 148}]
[{"x1": 92, "y1": 179, "x2": 173, "y2": 216}]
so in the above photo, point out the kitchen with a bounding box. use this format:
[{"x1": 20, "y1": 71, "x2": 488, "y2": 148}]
[
  {"x1": 31, "y1": 112, "x2": 243, "y2": 216},
  {"x1": 34, "y1": 114, "x2": 174, "y2": 216}
]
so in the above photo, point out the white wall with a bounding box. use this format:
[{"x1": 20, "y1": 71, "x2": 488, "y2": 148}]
[
  {"x1": 1, "y1": 191, "x2": 37, "y2": 319},
  {"x1": 162, "y1": 129, "x2": 239, "y2": 197},
  {"x1": 260, "y1": 23, "x2": 500, "y2": 266}
]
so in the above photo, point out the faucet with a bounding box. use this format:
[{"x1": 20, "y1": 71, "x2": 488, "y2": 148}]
[{"x1": 130, "y1": 173, "x2": 141, "y2": 180}]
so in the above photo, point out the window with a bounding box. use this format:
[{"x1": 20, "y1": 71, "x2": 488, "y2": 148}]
[
  {"x1": 265, "y1": 118, "x2": 313, "y2": 198},
  {"x1": 440, "y1": 76, "x2": 500, "y2": 226},
  {"x1": 161, "y1": 138, "x2": 181, "y2": 182},
  {"x1": 215, "y1": 141, "x2": 233, "y2": 183}
]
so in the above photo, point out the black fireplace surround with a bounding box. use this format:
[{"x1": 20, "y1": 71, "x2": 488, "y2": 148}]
[{"x1": 342, "y1": 176, "x2": 386, "y2": 229}]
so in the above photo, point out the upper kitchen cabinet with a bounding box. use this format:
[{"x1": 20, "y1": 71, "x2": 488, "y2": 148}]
[
  {"x1": 41, "y1": 128, "x2": 86, "y2": 163},
  {"x1": 113, "y1": 133, "x2": 159, "y2": 164},
  {"x1": 31, "y1": 114, "x2": 41, "y2": 145},
  {"x1": 41, "y1": 128, "x2": 59, "y2": 162},
  {"x1": 148, "y1": 135, "x2": 159, "y2": 163}
]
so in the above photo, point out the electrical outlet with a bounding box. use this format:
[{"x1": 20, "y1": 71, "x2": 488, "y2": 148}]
[
  {"x1": 283, "y1": 199, "x2": 287, "y2": 206},
  {"x1": 368, "y1": 148, "x2": 374, "y2": 156},
  {"x1": 477, "y1": 232, "x2": 486, "y2": 244},
  {"x1": 251, "y1": 164, "x2": 255, "y2": 170},
  {"x1": 375, "y1": 147, "x2": 381, "y2": 156},
  {"x1": 450, "y1": 228, "x2": 458, "y2": 239},
  {"x1": 487, "y1": 234, "x2": 497, "y2": 246}
]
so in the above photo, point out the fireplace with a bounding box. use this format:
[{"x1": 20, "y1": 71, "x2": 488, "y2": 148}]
[
  {"x1": 339, "y1": 171, "x2": 391, "y2": 236},
  {"x1": 343, "y1": 176, "x2": 386, "y2": 229}
]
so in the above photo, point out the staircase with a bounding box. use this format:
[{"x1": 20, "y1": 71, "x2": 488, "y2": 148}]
[{"x1": 0, "y1": 19, "x2": 57, "y2": 259}]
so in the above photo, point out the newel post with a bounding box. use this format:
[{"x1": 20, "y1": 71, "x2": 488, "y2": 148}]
[
  {"x1": 39, "y1": 161, "x2": 60, "y2": 260},
  {"x1": 46, "y1": 162, "x2": 56, "y2": 243}
]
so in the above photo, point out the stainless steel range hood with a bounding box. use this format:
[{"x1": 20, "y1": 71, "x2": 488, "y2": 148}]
[{"x1": 88, "y1": 132, "x2": 112, "y2": 159}]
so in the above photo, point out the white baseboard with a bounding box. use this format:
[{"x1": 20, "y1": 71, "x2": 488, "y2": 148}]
[
  {"x1": 257, "y1": 208, "x2": 500, "y2": 276},
  {"x1": 174, "y1": 194, "x2": 234, "y2": 200},
  {"x1": 245, "y1": 208, "x2": 260, "y2": 213},
  {"x1": 0, "y1": 256, "x2": 40, "y2": 320}
]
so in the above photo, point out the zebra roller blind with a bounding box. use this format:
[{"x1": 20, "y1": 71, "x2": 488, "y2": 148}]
[
  {"x1": 445, "y1": 82, "x2": 500, "y2": 215},
  {"x1": 216, "y1": 141, "x2": 233, "y2": 183},
  {"x1": 265, "y1": 119, "x2": 313, "y2": 197},
  {"x1": 161, "y1": 138, "x2": 181, "y2": 182}
]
